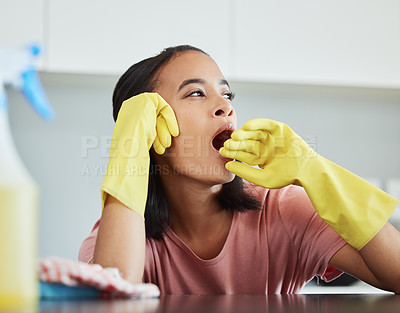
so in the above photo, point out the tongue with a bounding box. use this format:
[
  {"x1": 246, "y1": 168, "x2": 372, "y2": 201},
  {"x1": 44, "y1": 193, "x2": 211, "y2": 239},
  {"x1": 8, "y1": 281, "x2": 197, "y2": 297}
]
[{"x1": 212, "y1": 130, "x2": 232, "y2": 150}]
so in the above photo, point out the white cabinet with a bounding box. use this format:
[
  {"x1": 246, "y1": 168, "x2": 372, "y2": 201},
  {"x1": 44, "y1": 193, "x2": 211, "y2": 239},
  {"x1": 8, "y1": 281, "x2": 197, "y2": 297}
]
[
  {"x1": 0, "y1": 0, "x2": 45, "y2": 66},
  {"x1": 233, "y1": 0, "x2": 400, "y2": 88},
  {"x1": 0, "y1": 0, "x2": 44, "y2": 46},
  {"x1": 30, "y1": 0, "x2": 400, "y2": 88},
  {"x1": 47, "y1": 0, "x2": 233, "y2": 77}
]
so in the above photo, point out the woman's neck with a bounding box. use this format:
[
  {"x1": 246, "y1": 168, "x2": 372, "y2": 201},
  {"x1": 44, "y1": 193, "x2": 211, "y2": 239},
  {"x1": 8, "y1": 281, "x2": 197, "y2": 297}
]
[{"x1": 159, "y1": 172, "x2": 231, "y2": 241}]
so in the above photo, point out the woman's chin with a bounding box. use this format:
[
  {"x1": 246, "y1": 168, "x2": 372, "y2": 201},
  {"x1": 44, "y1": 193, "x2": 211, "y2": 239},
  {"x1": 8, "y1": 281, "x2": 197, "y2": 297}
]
[
  {"x1": 213, "y1": 156, "x2": 236, "y2": 182},
  {"x1": 191, "y1": 163, "x2": 235, "y2": 185},
  {"x1": 224, "y1": 173, "x2": 236, "y2": 185},
  {"x1": 215, "y1": 166, "x2": 236, "y2": 184}
]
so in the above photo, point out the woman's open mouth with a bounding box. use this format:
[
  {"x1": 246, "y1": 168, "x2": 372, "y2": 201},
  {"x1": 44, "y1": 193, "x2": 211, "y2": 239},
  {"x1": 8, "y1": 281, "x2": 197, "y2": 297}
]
[
  {"x1": 211, "y1": 124, "x2": 235, "y2": 158},
  {"x1": 212, "y1": 130, "x2": 232, "y2": 151}
]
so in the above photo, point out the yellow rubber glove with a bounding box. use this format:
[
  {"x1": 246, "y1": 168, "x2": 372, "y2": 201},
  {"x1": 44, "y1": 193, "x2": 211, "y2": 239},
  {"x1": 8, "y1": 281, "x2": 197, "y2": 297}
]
[
  {"x1": 100, "y1": 93, "x2": 179, "y2": 218},
  {"x1": 220, "y1": 118, "x2": 399, "y2": 250}
]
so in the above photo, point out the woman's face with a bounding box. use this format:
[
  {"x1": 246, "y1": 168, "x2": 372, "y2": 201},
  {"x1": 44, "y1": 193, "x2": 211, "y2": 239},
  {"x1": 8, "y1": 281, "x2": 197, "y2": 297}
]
[{"x1": 153, "y1": 51, "x2": 237, "y2": 185}]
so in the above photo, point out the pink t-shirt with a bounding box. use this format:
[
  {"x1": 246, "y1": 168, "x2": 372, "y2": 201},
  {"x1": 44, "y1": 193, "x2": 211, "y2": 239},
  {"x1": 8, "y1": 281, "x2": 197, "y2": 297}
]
[{"x1": 79, "y1": 184, "x2": 346, "y2": 294}]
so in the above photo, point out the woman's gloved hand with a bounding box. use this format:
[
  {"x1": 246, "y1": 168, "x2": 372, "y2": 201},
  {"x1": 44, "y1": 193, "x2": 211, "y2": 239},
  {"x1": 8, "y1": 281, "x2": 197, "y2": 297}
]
[
  {"x1": 220, "y1": 118, "x2": 398, "y2": 250},
  {"x1": 219, "y1": 118, "x2": 315, "y2": 188},
  {"x1": 101, "y1": 93, "x2": 179, "y2": 218}
]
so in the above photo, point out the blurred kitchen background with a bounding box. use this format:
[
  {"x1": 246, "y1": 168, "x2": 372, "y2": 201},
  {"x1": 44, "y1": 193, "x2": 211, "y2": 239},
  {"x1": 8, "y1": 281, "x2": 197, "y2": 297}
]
[{"x1": 1, "y1": 0, "x2": 400, "y2": 292}]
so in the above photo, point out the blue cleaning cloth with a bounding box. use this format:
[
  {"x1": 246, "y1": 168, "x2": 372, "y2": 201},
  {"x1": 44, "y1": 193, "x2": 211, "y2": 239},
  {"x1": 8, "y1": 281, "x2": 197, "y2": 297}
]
[{"x1": 40, "y1": 282, "x2": 100, "y2": 299}]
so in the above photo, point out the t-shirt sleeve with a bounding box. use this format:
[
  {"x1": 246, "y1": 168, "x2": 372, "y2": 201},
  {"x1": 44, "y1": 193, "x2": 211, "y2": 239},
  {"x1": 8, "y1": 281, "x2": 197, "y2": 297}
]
[
  {"x1": 78, "y1": 220, "x2": 100, "y2": 264},
  {"x1": 277, "y1": 185, "x2": 347, "y2": 282}
]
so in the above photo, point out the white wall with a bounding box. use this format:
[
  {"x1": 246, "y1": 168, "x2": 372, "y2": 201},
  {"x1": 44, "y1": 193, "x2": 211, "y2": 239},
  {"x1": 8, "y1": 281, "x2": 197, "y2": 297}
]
[{"x1": 7, "y1": 73, "x2": 400, "y2": 259}]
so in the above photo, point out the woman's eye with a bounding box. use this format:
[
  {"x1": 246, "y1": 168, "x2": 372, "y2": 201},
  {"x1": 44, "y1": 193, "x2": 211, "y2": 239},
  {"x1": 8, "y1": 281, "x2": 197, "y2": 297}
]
[
  {"x1": 223, "y1": 92, "x2": 235, "y2": 101},
  {"x1": 188, "y1": 90, "x2": 204, "y2": 97}
]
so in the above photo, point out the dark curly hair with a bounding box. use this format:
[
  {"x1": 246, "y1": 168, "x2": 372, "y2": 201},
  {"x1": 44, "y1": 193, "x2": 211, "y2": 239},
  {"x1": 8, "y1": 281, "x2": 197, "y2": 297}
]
[{"x1": 112, "y1": 45, "x2": 261, "y2": 240}]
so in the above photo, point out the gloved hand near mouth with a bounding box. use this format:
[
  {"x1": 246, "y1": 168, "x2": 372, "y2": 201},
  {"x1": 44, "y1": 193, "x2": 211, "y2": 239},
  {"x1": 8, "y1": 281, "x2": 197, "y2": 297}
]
[{"x1": 220, "y1": 118, "x2": 399, "y2": 250}]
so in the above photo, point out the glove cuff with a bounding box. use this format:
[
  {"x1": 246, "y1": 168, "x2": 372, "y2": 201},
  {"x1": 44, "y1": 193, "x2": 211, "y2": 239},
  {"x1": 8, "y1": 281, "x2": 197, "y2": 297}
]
[{"x1": 301, "y1": 155, "x2": 399, "y2": 250}]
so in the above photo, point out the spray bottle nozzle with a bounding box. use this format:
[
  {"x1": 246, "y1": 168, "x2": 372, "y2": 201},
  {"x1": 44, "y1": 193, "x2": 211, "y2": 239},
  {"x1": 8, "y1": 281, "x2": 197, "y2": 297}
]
[
  {"x1": 29, "y1": 44, "x2": 41, "y2": 57},
  {"x1": 0, "y1": 43, "x2": 55, "y2": 121},
  {"x1": 21, "y1": 68, "x2": 54, "y2": 121}
]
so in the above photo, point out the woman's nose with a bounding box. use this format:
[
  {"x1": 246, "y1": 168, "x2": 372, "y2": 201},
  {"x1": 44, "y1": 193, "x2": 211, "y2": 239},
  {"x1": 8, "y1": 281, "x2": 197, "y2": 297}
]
[{"x1": 214, "y1": 101, "x2": 234, "y2": 117}]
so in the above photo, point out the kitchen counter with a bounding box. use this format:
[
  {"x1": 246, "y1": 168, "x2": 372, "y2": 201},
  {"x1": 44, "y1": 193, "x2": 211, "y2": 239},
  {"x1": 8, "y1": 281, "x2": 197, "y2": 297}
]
[{"x1": 12, "y1": 293, "x2": 397, "y2": 313}]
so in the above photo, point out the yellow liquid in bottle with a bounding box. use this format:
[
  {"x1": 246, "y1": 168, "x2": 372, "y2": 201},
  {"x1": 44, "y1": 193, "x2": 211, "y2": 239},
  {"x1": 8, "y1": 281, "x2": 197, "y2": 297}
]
[{"x1": 0, "y1": 185, "x2": 38, "y2": 309}]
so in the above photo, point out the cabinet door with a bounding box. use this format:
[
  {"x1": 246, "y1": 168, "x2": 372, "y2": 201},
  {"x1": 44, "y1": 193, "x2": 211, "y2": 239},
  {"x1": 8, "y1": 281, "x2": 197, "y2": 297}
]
[
  {"x1": 234, "y1": 0, "x2": 400, "y2": 88},
  {"x1": 47, "y1": 0, "x2": 233, "y2": 77},
  {"x1": 0, "y1": 0, "x2": 45, "y2": 67}
]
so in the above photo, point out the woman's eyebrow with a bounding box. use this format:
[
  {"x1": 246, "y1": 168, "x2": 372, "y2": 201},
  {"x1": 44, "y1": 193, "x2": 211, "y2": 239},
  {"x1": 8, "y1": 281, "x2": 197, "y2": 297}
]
[
  {"x1": 178, "y1": 78, "x2": 231, "y2": 91},
  {"x1": 178, "y1": 79, "x2": 205, "y2": 91},
  {"x1": 220, "y1": 79, "x2": 230, "y2": 89}
]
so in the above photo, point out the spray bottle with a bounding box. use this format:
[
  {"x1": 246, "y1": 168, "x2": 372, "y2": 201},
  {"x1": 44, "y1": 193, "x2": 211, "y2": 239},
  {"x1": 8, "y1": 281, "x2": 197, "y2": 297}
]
[{"x1": 0, "y1": 45, "x2": 54, "y2": 308}]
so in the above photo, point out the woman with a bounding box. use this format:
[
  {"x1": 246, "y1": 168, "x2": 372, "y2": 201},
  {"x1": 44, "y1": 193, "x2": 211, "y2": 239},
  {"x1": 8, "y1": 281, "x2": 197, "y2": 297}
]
[{"x1": 79, "y1": 45, "x2": 400, "y2": 294}]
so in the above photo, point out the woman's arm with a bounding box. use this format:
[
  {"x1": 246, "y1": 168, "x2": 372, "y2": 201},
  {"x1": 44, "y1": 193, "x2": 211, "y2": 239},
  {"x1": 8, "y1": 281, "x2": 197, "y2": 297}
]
[
  {"x1": 92, "y1": 194, "x2": 146, "y2": 284},
  {"x1": 329, "y1": 221, "x2": 400, "y2": 294}
]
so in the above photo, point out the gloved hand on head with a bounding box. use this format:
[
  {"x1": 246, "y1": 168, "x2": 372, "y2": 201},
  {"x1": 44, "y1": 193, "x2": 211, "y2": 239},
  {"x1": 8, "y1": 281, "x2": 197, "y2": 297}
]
[
  {"x1": 101, "y1": 93, "x2": 179, "y2": 218},
  {"x1": 220, "y1": 118, "x2": 399, "y2": 250}
]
